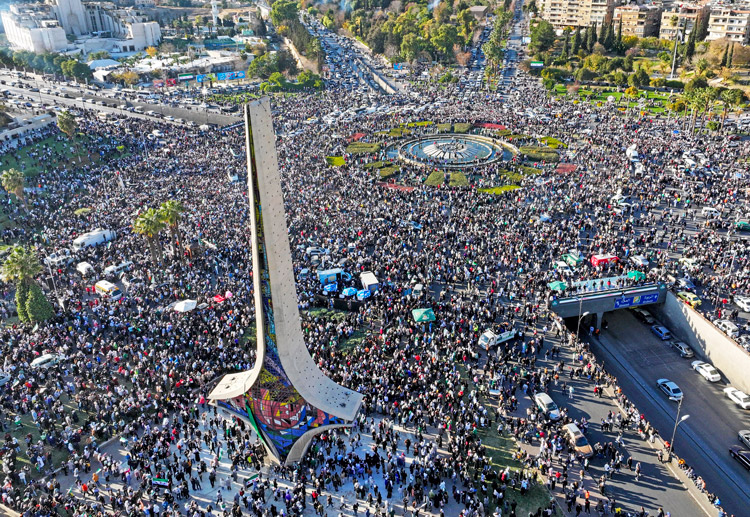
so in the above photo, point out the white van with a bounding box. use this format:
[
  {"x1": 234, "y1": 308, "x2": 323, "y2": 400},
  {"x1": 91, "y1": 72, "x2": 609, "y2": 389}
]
[
  {"x1": 103, "y1": 261, "x2": 133, "y2": 278},
  {"x1": 76, "y1": 262, "x2": 95, "y2": 277},
  {"x1": 534, "y1": 392, "x2": 561, "y2": 421},
  {"x1": 715, "y1": 319, "x2": 740, "y2": 338},
  {"x1": 72, "y1": 229, "x2": 116, "y2": 251},
  {"x1": 94, "y1": 280, "x2": 122, "y2": 300},
  {"x1": 701, "y1": 207, "x2": 720, "y2": 218}
]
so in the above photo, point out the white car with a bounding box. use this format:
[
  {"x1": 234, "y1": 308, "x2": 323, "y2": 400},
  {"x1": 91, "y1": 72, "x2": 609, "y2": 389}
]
[
  {"x1": 734, "y1": 295, "x2": 750, "y2": 313},
  {"x1": 30, "y1": 353, "x2": 63, "y2": 369},
  {"x1": 630, "y1": 255, "x2": 649, "y2": 267},
  {"x1": 553, "y1": 261, "x2": 573, "y2": 276},
  {"x1": 691, "y1": 360, "x2": 721, "y2": 382},
  {"x1": 715, "y1": 319, "x2": 740, "y2": 339},
  {"x1": 657, "y1": 378, "x2": 683, "y2": 401},
  {"x1": 724, "y1": 387, "x2": 750, "y2": 409},
  {"x1": 740, "y1": 430, "x2": 750, "y2": 448}
]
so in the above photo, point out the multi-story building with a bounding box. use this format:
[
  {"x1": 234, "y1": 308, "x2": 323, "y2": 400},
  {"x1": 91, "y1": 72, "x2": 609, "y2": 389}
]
[
  {"x1": 0, "y1": 0, "x2": 161, "y2": 53},
  {"x1": 659, "y1": 4, "x2": 710, "y2": 41},
  {"x1": 613, "y1": 4, "x2": 663, "y2": 38},
  {"x1": 540, "y1": 0, "x2": 624, "y2": 30},
  {"x1": 706, "y1": 7, "x2": 750, "y2": 44}
]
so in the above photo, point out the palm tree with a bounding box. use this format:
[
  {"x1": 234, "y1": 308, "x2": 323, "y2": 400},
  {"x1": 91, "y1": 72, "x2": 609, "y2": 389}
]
[
  {"x1": 133, "y1": 208, "x2": 166, "y2": 264},
  {"x1": 56, "y1": 110, "x2": 77, "y2": 140},
  {"x1": 2, "y1": 245, "x2": 43, "y2": 322},
  {"x1": 158, "y1": 200, "x2": 186, "y2": 261},
  {"x1": 1, "y1": 168, "x2": 25, "y2": 209}
]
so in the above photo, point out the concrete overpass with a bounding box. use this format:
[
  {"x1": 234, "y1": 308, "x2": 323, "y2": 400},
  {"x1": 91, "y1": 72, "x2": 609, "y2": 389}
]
[{"x1": 550, "y1": 282, "x2": 668, "y2": 328}]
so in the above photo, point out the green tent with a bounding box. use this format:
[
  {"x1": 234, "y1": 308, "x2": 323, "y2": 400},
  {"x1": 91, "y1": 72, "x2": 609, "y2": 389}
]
[
  {"x1": 627, "y1": 271, "x2": 646, "y2": 281},
  {"x1": 412, "y1": 308, "x2": 436, "y2": 323},
  {"x1": 548, "y1": 281, "x2": 568, "y2": 292}
]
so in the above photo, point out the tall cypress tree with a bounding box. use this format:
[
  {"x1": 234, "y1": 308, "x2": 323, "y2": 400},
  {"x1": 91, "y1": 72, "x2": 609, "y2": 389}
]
[
  {"x1": 587, "y1": 23, "x2": 597, "y2": 52},
  {"x1": 720, "y1": 43, "x2": 729, "y2": 67},
  {"x1": 604, "y1": 20, "x2": 615, "y2": 50},
  {"x1": 728, "y1": 43, "x2": 734, "y2": 68},
  {"x1": 562, "y1": 30, "x2": 570, "y2": 58},
  {"x1": 598, "y1": 19, "x2": 607, "y2": 43},
  {"x1": 616, "y1": 19, "x2": 623, "y2": 53},
  {"x1": 572, "y1": 26, "x2": 581, "y2": 54},
  {"x1": 683, "y1": 29, "x2": 696, "y2": 60}
]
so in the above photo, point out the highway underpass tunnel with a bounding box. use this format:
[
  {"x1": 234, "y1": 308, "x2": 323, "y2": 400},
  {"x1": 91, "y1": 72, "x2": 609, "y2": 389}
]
[{"x1": 562, "y1": 311, "x2": 606, "y2": 339}]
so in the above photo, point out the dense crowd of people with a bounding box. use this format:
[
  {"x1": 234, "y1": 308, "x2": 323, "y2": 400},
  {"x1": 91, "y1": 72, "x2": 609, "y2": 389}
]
[{"x1": 0, "y1": 22, "x2": 747, "y2": 517}]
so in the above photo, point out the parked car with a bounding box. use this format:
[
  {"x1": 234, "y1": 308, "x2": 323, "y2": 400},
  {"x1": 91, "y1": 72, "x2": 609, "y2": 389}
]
[
  {"x1": 651, "y1": 325, "x2": 672, "y2": 340},
  {"x1": 631, "y1": 308, "x2": 655, "y2": 325},
  {"x1": 30, "y1": 353, "x2": 63, "y2": 369},
  {"x1": 691, "y1": 361, "x2": 721, "y2": 382},
  {"x1": 729, "y1": 445, "x2": 750, "y2": 470},
  {"x1": 677, "y1": 291, "x2": 701, "y2": 308},
  {"x1": 724, "y1": 387, "x2": 750, "y2": 409},
  {"x1": 630, "y1": 255, "x2": 649, "y2": 267},
  {"x1": 739, "y1": 430, "x2": 750, "y2": 449},
  {"x1": 669, "y1": 340, "x2": 694, "y2": 358},
  {"x1": 734, "y1": 295, "x2": 750, "y2": 313},
  {"x1": 715, "y1": 319, "x2": 740, "y2": 339},
  {"x1": 657, "y1": 378, "x2": 683, "y2": 400}
]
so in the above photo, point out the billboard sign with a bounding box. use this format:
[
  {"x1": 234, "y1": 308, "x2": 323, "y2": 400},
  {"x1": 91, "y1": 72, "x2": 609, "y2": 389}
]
[
  {"x1": 165, "y1": 78, "x2": 177, "y2": 86},
  {"x1": 217, "y1": 70, "x2": 246, "y2": 81},
  {"x1": 178, "y1": 74, "x2": 193, "y2": 81},
  {"x1": 153, "y1": 79, "x2": 164, "y2": 88},
  {"x1": 613, "y1": 292, "x2": 659, "y2": 309},
  {"x1": 530, "y1": 61, "x2": 544, "y2": 68},
  {"x1": 196, "y1": 73, "x2": 217, "y2": 83}
]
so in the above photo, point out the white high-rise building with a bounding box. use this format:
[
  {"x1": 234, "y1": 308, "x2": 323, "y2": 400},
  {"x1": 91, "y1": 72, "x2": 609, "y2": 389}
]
[{"x1": 0, "y1": 0, "x2": 161, "y2": 54}]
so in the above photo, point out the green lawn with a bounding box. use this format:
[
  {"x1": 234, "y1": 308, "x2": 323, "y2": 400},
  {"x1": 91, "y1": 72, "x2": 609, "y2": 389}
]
[
  {"x1": 406, "y1": 121, "x2": 434, "y2": 127},
  {"x1": 539, "y1": 137, "x2": 567, "y2": 149},
  {"x1": 457, "y1": 365, "x2": 553, "y2": 515},
  {"x1": 1, "y1": 136, "x2": 88, "y2": 176},
  {"x1": 519, "y1": 146, "x2": 560, "y2": 163},
  {"x1": 478, "y1": 185, "x2": 521, "y2": 194},
  {"x1": 379, "y1": 166, "x2": 398, "y2": 179},
  {"x1": 424, "y1": 170, "x2": 469, "y2": 187},
  {"x1": 363, "y1": 161, "x2": 392, "y2": 169},
  {"x1": 453, "y1": 122, "x2": 473, "y2": 134},
  {"x1": 346, "y1": 142, "x2": 381, "y2": 155},
  {"x1": 326, "y1": 156, "x2": 346, "y2": 167},
  {"x1": 437, "y1": 123, "x2": 453, "y2": 132},
  {"x1": 425, "y1": 170, "x2": 447, "y2": 186}
]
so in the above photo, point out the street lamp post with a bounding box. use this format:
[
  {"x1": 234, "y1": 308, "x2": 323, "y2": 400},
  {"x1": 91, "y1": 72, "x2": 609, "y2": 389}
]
[
  {"x1": 667, "y1": 396, "x2": 690, "y2": 462},
  {"x1": 576, "y1": 296, "x2": 589, "y2": 341}
]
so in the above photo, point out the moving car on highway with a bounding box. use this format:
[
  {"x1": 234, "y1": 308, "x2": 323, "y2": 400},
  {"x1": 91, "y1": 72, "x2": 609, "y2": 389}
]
[
  {"x1": 724, "y1": 387, "x2": 750, "y2": 409},
  {"x1": 692, "y1": 361, "x2": 721, "y2": 382},
  {"x1": 657, "y1": 378, "x2": 683, "y2": 400},
  {"x1": 729, "y1": 445, "x2": 750, "y2": 470}
]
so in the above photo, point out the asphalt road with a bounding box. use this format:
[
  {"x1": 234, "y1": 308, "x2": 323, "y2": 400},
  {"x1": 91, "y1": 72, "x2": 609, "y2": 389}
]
[
  {"x1": 525, "y1": 324, "x2": 706, "y2": 515},
  {"x1": 2, "y1": 79, "x2": 240, "y2": 127},
  {"x1": 590, "y1": 309, "x2": 750, "y2": 516}
]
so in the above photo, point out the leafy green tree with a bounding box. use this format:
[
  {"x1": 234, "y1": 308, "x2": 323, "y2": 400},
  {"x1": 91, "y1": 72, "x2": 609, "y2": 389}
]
[
  {"x1": 270, "y1": 0, "x2": 298, "y2": 27},
  {"x1": 1, "y1": 246, "x2": 44, "y2": 323},
  {"x1": 26, "y1": 283, "x2": 53, "y2": 322},
  {"x1": 134, "y1": 208, "x2": 166, "y2": 264},
  {"x1": 612, "y1": 70, "x2": 627, "y2": 87},
  {"x1": 530, "y1": 20, "x2": 556, "y2": 52},
  {"x1": 56, "y1": 110, "x2": 77, "y2": 139},
  {"x1": 1, "y1": 168, "x2": 25, "y2": 209},
  {"x1": 401, "y1": 33, "x2": 422, "y2": 63},
  {"x1": 158, "y1": 200, "x2": 186, "y2": 261},
  {"x1": 430, "y1": 25, "x2": 458, "y2": 59}
]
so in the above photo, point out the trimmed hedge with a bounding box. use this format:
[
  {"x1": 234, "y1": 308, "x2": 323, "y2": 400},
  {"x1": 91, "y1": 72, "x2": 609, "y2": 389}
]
[
  {"x1": 363, "y1": 161, "x2": 392, "y2": 169},
  {"x1": 346, "y1": 142, "x2": 381, "y2": 154},
  {"x1": 437, "y1": 123, "x2": 453, "y2": 132},
  {"x1": 326, "y1": 156, "x2": 345, "y2": 167},
  {"x1": 379, "y1": 166, "x2": 399, "y2": 179},
  {"x1": 478, "y1": 185, "x2": 521, "y2": 195},
  {"x1": 453, "y1": 123, "x2": 472, "y2": 133},
  {"x1": 519, "y1": 146, "x2": 560, "y2": 163}
]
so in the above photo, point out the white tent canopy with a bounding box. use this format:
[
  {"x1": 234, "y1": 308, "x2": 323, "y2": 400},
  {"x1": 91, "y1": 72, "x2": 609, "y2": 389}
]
[{"x1": 173, "y1": 299, "x2": 197, "y2": 313}]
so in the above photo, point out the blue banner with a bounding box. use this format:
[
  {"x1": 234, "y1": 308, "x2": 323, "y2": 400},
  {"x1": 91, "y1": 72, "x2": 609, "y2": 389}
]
[
  {"x1": 614, "y1": 292, "x2": 659, "y2": 309},
  {"x1": 217, "y1": 71, "x2": 246, "y2": 81}
]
